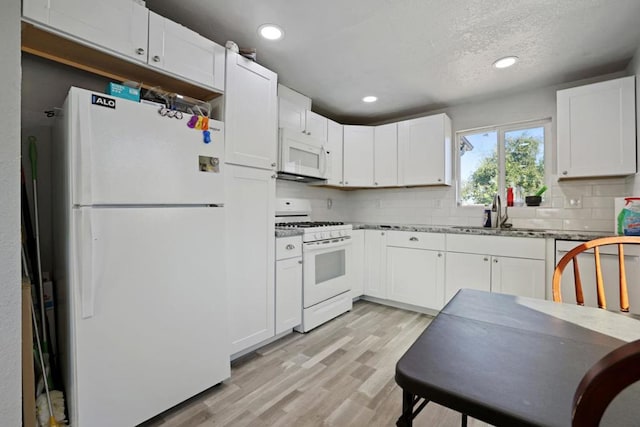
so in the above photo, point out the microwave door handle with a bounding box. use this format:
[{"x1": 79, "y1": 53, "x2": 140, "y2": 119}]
[{"x1": 320, "y1": 146, "x2": 328, "y2": 177}]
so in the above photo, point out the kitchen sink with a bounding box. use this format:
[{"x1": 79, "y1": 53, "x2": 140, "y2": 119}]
[{"x1": 451, "y1": 226, "x2": 545, "y2": 233}]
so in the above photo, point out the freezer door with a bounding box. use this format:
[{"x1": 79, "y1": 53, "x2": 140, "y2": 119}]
[
  {"x1": 71, "y1": 206, "x2": 229, "y2": 427},
  {"x1": 68, "y1": 87, "x2": 224, "y2": 205}
]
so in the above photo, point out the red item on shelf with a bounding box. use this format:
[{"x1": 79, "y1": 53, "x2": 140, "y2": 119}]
[{"x1": 507, "y1": 187, "x2": 514, "y2": 207}]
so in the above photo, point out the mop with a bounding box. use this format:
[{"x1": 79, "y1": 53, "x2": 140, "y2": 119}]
[{"x1": 22, "y1": 244, "x2": 65, "y2": 426}]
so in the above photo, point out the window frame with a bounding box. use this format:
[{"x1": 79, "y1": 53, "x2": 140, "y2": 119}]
[{"x1": 456, "y1": 118, "x2": 552, "y2": 207}]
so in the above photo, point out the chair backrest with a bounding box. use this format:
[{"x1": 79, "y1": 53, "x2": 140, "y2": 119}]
[
  {"x1": 552, "y1": 236, "x2": 640, "y2": 312},
  {"x1": 572, "y1": 339, "x2": 640, "y2": 427}
]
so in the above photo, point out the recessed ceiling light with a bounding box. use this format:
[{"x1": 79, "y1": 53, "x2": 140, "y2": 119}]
[
  {"x1": 493, "y1": 56, "x2": 519, "y2": 69},
  {"x1": 258, "y1": 24, "x2": 284, "y2": 41},
  {"x1": 362, "y1": 96, "x2": 378, "y2": 103}
]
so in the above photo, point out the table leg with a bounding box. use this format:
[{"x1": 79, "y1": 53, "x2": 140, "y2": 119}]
[
  {"x1": 462, "y1": 413, "x2": 468, "y2": 427},
  {"x1": 397, "y1": 390, "x2": 430, "y2": 426}
]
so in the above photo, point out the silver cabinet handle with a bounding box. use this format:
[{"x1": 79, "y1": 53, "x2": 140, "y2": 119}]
[
  {"x1": 339, "y1": 181, "x2": 343, "y2": 184},
  {"x1": 381, "y1": 232, "x2": 385, "y2": 236},
  {"x1": 286, "y1": 244, "x2": 295, "y2": 250},
  {"x1": 409, "y1": 237, "x2": 419, "y2": 241},
  {"x1": 437, "y1": 253, "x2": 443, "y2": 257},
  {"x1": 483, "y1": 257, "x2": 489, "y2": 261},
  {"x1": 345, "y1": 181, "x2": 349, "y2": 185},
  {"x1": 306, "y1": 131, "x2": 311, "y2": 135},
  {"x1": 152, "y1": 55, "x2": 161, "y2": 62},
  {"x1": 301, "y1": 130, "x2": 306, "y2": 134},
  {"x1": 437, "y1": 178, "x2": 442, "y2": 182},
  {"x1": 136, "y1": 47, "x2": 145, "y2": 55},
  {"x1": 298, "y1": 260, "x2": 303, "y2": 264},
  {"x1": 271, "y1": 174, "x2": 277, "y2": 179},
  {"x1": 562, "y1": 171, "x2": 568, "y2": 175},
  {"x1": 494, "y1": 258, "x2": 498, "y2": 263},
  {"x1": 374, "y1": 182, "x2": 378, "y2": 185},
  {"x1": 271, "y1": 162, "x2": 276, "y2": 167}
]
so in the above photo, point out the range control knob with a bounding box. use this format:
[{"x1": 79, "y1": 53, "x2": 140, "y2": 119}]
[
  {"x1": 323, "y1": 232, "x2": 330, "y2": 239},
  {"x1": 314, "y1": 233, "x2": 321, "y2": 240}
]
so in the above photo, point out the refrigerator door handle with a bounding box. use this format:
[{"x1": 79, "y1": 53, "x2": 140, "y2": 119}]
[
  {"x1": 77, "y1": 102, "x2": 93, "y2": 204},
  {"x1": 77, "y1": 209, "x2": 95, "y2": 318}
]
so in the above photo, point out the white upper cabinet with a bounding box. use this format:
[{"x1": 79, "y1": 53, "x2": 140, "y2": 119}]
[
  {"x1": 398, "y1": 113, "x2": 452, "y2": 186},
  {"x1": 23, "y1": 0, "x2": 149, "y2": 62},
  {"x1": 557, "y1": 76, "x2": 636, "y2": 179},
  {"x1": 278, "y1": 85, "x2": 328, "y2": 142},
  {"x1": 343, "y1": 125, "x2": 374, "y2": 187},
  {"x1": 374, "y1": 123, "x2": 398, "y2": 187},
  {"x1": 148, "y1": 12, "x2": 224, "y2": 91},
  {"x1": 304, "y1": 111, "x2": 328, "y2": 141},
  {"x1": 225, "y1": 51, "x2": 278, "y2": 170},
  {"x1": 325, "y1": 119, "x2": 344, "y2": 186}
]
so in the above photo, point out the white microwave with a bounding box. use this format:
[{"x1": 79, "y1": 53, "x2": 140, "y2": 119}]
[{"x1": 278, "y1": 128, "x2": 328, "y2": 180}]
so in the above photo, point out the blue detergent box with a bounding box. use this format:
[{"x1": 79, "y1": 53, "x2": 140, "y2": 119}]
[{"x1": 106, "y1": 82, "x2": 141, "y2": 102}]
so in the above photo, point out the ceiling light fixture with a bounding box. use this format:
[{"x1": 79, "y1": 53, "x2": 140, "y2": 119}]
[
  {"x1": 258, "y1": 24, "x2": 284, "y2": 41},
  {"x1": 362, "y1": 96, "x2": 378, "y2": 103},
  {"x1": 493, "y1": 56, "x2": 519, "y2": 69}
]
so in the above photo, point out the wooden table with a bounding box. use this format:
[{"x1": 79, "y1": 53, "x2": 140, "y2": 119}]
[{"x1": 395, "y1": 289, "x2": 640, "y2": 427}]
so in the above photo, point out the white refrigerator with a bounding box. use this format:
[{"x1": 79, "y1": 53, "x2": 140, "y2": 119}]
[{"x1": 52, "y1": 87, "x2": 229, "y2": 427}]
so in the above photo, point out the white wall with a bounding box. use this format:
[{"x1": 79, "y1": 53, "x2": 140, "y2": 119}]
[
  {"x1": 0, "y1": 0, "x2": 22, "y2": 425},
  {"x1": 342, "y1": 71, "x2": 630, "y2": 232}
]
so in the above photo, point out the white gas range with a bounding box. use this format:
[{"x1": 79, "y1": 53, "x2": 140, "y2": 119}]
[{"x1": 276, "y1": 199, "x2": 353, "y2": 333}]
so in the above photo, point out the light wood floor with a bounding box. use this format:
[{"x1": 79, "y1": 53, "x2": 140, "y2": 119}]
[{"x1": 142, "y1": 300, "x2": 490, "y2": 427}]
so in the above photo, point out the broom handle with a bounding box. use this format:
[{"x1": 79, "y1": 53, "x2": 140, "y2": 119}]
[{"x1": 29, "y1": 137, "x2": 48, "y2": 351}]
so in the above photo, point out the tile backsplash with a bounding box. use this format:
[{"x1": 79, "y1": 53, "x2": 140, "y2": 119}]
[{"x1": 280, "y1": 175, "x2": 631, "y2": 233}]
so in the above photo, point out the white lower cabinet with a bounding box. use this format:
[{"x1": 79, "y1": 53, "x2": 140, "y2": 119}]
[
  {"x1": 363, "y1": 230, "x2": 387, "y2": 298},
  {"x1": 491, "y1": 256, "x2": 545, "y2": 300},
  {"x1": 225, "y1": 165, "x2": 276, "y2": 355},
  {"x1": 444, "y1": 252, "x2": 492, "y2": 302},
  {"x1": 275, "y1": 236, "x2": 302, "y2": 335},
  {"x1": 385, "y1": 231, "x2": 446, "y2": 310},
  {"x1": 445, "y1": 234, "x2": 546, "y2": 304},
  {"x1": 350, "y1": 230, "x2": 365, "y2": 299}
]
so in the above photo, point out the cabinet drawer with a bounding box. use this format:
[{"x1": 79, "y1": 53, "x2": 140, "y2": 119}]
[
  {"x1": 446, "y1": 234, "x2": 544, "y2": 259},
  {"x1": 276, "y1": 236, "x2": 302, "y2": 260},
  {"x1": 386, "y1": 231, "x2": 445, "y2": 251}
]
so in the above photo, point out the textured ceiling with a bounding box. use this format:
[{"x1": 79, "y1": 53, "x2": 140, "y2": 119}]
[{"x1": 145, "y1": 0, "x2": 640, "y2": 124}]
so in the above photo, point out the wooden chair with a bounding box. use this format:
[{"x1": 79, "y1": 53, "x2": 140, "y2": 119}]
[
  {"x1": 572, "y1": 339, "x2": 640, "y2": 426},
  {"x1": 552, "y1": 236, "x2": 640, "y2": 312}
]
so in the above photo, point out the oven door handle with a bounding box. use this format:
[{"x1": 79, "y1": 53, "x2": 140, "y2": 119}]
[{"x1": 304, "y1": 237, "x2": 352, "y2": 251}]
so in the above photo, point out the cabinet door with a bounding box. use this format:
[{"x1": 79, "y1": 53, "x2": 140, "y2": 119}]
[
  {"x1": 398, "y1": 114, "x2": 451, "y2": 186},
  {"x1": 343, "y1": 125, "x2": 374, "y2": 187},
  {"x1": 147, "y1": 12, "x2": 224, "y2": 91},
  {"x1": 305, "y1": 110, "x2": 328, "y2": 141},
  {"x1": 491, "y1": 257, "x2": 545, "y2": 299},
  {"x1": 225, "y1": 165, "x2": 276, "y2": 354},
  {"x1": 557, "y1": 76, "x2": 636, "y2": 178},
  {"x1": 387, "y1": 247, "x2": 444, "y2": 310},
  {"x1": 225, "y1": 51, "x2": 278, "y2": 170},
  {"x1": 278, "y1": 97, "x2": 306, "y2": 133},
  {"x1": 325, "y1": 119, "x2": 344, "y2": 186},
  {"x1": 363, "y1": 230, "x2": 387, "y2": 298},
  {"x1": 350, "y1": 230, "x2": 365, "y2": 299},
  {"x1": 445, "y1": 252, "x2": 491, "y2": 303},
  {"x1": 39, "y1": 0, "x2": 149, "y2": 62},
  {"x1": 275, "y1": 257, "x2": 302, "y2": 335},
  {"x1": 374, "y1": 123, "x2": 398, "y2": 187}
]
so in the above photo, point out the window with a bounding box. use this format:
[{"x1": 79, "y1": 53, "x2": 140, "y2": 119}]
[{"x1": 457, "y1": 120, "x2": 549, "y2": 206}]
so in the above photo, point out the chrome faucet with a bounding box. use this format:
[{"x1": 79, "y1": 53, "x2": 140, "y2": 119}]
[
  {"x1": 492, "y1": 193, "x2": 511, "y2": 229},
  {"x1": 492, "y1": 194, "x2": 502, "y2": 229}
]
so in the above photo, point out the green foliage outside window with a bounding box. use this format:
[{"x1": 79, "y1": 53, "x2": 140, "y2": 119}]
[{"x1": 460, "y1": 133, "x2": 543, "y2": 206}]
